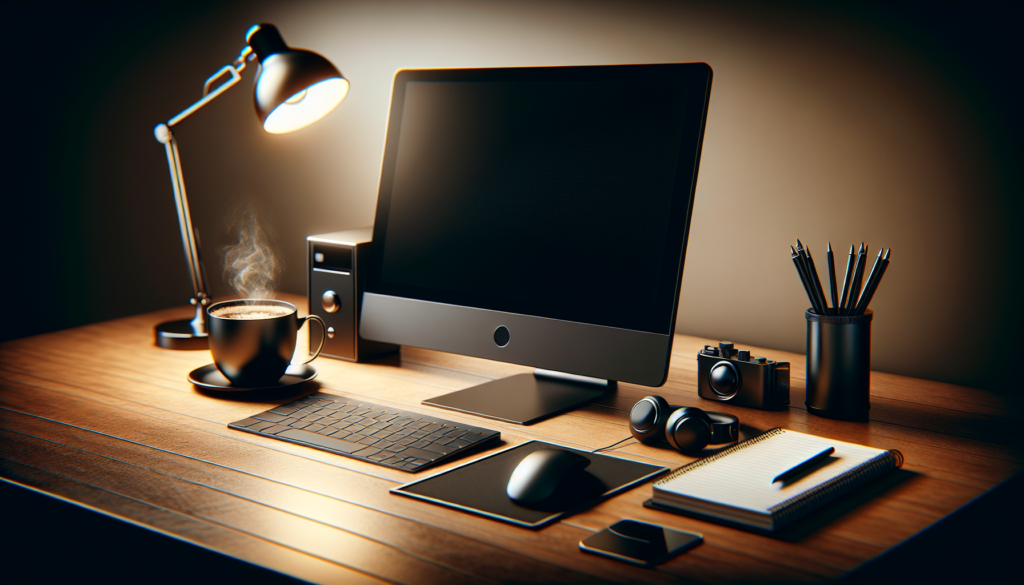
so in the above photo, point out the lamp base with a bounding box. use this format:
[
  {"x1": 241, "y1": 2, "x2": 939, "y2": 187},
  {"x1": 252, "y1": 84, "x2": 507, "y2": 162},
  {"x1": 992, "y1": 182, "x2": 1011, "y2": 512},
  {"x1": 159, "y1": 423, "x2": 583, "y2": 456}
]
[{"x1": 155, "y1": 319, "x2": 208, "y2": 350}]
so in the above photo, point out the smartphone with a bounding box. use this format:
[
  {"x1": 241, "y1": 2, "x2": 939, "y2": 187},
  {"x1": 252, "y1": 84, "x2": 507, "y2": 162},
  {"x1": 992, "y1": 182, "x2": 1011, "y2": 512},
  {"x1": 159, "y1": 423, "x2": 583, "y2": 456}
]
[{"x1": 579, "y1": 519, "x2": 703, "y2": 567}]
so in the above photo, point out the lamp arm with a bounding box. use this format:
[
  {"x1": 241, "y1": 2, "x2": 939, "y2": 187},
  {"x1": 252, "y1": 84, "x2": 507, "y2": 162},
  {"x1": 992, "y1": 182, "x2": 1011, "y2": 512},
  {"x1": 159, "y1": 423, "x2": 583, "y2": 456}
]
[{"x1": 153, "y1": 45, "x2": 254, "y2": 334}]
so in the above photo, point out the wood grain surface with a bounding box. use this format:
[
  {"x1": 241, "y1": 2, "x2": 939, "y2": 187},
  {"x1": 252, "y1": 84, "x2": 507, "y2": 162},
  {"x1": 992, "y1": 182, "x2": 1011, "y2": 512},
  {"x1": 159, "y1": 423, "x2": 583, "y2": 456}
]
[{"x1": 1, "y1": 293, "x2": 1019, "y2": 583}]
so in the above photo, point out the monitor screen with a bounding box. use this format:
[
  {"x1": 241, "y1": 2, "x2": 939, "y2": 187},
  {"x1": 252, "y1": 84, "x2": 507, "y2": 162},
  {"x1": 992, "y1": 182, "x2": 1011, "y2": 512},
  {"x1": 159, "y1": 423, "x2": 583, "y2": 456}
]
[
  {"x1": 363, "y1": 64, "x2": 712, "y2": 391},
  {"x1": 378, "y1": 77, "x2": 686, "y2": 334}
]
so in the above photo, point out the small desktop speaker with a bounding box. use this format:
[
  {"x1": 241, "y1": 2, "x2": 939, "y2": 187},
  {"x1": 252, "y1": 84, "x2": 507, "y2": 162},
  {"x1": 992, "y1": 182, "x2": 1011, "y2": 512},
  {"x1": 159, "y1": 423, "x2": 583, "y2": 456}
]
[{"x1": 307, "y1": 229, "x2": 399, "y2": 362}]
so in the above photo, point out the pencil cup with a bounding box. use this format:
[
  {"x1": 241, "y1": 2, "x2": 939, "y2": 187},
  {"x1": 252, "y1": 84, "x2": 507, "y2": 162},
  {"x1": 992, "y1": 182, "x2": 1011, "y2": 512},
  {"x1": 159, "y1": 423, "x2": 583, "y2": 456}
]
[{"x1": 805, "y1": 309, "x2": 872, "y2": 420}]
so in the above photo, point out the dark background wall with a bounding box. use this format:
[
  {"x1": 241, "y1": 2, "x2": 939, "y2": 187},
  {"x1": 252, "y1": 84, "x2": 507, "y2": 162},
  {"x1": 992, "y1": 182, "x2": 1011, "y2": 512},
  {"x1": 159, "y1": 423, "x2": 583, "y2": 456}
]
[{"x1": 2, "y1": 0, "x2": 1019, "y2": 392}]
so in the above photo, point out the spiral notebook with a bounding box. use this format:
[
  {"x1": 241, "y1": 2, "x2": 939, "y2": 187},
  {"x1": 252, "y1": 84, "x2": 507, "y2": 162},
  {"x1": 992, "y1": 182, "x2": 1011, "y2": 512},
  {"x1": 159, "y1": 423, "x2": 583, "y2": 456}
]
[{"x1": 648, "y1": 428, "x2": 903, "y2": 533}]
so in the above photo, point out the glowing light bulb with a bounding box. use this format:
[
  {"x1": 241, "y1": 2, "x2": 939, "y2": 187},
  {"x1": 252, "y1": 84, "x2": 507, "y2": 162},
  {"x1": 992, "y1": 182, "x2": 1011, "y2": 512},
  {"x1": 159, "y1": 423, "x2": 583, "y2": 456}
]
[{"x1": 263, "y1": 78, "x2": 349, "y2": 134}]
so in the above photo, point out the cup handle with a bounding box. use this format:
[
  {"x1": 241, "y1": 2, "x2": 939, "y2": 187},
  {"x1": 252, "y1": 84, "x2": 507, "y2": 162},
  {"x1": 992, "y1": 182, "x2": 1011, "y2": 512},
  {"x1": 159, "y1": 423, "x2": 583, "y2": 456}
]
[{"x1": 296, "y1": 314, "x2": 326, "y2": 365}]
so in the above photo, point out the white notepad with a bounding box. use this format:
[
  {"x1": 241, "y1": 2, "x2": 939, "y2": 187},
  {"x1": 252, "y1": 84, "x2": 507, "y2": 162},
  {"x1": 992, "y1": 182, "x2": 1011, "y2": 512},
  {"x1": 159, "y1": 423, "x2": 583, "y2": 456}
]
[{"x1": 650, "y1": 428, "x2": 903, "y2": 532}]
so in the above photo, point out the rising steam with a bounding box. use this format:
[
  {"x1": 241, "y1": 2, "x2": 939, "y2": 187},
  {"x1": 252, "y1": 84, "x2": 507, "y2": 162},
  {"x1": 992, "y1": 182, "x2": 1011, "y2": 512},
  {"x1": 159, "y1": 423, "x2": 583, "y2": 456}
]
[{"x1": 223, "y1": 205, "x2": 280, "y2": 300}]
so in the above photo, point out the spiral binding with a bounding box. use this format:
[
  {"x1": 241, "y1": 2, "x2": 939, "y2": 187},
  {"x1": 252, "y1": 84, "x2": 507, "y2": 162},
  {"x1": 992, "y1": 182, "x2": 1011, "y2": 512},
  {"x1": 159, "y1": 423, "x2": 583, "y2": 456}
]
[{"x1": 655, "y1": 427, "x2": 786, "y2": 485}]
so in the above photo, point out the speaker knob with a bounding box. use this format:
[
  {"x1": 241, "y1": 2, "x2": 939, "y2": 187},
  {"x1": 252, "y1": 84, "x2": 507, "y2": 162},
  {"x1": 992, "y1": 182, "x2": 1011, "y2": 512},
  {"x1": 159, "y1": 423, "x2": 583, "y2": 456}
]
[{"x1": 321, "y1": 290, "x2": 341, "y2": 313}]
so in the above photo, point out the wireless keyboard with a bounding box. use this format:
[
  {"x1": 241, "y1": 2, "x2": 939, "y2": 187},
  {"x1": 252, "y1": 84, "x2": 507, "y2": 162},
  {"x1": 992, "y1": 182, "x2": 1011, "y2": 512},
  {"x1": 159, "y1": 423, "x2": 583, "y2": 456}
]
[{"x1": 229, "y1": 391, "x2": 501, "y2": 472}]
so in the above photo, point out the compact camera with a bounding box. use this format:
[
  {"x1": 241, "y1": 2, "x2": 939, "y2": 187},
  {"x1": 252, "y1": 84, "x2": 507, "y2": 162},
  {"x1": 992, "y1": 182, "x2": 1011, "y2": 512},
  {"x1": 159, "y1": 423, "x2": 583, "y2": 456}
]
[{"x1": 697, "y1": 341, "x2": 790, "y2": 410}]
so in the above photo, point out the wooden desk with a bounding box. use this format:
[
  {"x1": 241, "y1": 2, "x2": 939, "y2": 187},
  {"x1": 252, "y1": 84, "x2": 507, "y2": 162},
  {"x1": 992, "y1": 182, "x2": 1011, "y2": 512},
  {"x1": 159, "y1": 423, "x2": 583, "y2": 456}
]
[{"x1": 1, "y1": 293, "x2": 1018, "y2": 583}]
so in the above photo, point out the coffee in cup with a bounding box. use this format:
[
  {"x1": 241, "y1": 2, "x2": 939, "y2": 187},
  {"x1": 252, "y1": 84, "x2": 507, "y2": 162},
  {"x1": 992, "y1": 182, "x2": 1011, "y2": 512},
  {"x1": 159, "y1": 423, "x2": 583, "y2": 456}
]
[{"x1": 206, "y1": 299, "x2": 325, "y2": 387}]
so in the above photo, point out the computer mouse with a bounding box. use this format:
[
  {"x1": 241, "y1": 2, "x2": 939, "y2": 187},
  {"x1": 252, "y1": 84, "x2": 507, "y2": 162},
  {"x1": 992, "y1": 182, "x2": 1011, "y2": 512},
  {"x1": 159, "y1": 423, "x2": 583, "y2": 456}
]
[{"x1": 506, "y1": 448, "x2": 591, "y2": 506}]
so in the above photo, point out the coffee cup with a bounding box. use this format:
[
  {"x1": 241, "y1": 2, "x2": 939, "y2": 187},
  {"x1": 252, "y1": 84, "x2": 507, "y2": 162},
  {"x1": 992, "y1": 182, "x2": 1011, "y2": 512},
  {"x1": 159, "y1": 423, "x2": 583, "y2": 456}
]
[{"x1": 207, "y1": 299, "x2": 326, "y2": 387}]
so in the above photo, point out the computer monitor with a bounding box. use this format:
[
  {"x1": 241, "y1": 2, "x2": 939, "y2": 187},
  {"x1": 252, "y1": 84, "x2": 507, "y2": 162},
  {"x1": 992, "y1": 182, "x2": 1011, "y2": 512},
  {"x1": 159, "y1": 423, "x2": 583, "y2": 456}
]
[{"x1": 361, "y1": 64, "x2": 713, "y2": 424}]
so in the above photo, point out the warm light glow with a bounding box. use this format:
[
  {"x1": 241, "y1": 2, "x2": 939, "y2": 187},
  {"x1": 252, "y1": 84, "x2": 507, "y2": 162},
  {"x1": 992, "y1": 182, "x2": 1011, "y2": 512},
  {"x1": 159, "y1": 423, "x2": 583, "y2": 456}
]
[{"x1": 263, "y1": 78, "x2": 349, "y2": 134}]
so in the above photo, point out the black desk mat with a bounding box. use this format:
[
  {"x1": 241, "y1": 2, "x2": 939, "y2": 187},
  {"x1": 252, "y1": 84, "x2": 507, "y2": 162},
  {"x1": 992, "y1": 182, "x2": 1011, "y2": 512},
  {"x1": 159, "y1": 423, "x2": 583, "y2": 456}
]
[{"x1": 391, "y1": 440, "x2": 668, "y2": 528}]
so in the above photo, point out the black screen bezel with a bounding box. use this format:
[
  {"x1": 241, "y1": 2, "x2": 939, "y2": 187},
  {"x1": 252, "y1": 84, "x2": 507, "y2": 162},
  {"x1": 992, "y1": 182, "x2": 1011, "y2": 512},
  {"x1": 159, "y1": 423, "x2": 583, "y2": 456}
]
[{"x1": 366, "y1": 64, "x2": 713, "y2": 335}]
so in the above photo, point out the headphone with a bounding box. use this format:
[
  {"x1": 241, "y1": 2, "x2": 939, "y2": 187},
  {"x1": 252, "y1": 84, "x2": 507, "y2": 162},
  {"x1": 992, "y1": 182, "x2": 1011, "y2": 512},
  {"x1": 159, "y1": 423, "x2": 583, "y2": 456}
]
[{"x1": 629, "y1": 396, "x2": 739, "y2": 453}]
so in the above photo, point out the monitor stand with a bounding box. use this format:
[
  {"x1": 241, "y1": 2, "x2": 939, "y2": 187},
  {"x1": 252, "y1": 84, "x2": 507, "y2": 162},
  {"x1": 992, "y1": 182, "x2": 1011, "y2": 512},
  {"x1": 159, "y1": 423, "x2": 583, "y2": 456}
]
[{"x1": 422, "y1": 369, "x2": 612, "y2": 425}]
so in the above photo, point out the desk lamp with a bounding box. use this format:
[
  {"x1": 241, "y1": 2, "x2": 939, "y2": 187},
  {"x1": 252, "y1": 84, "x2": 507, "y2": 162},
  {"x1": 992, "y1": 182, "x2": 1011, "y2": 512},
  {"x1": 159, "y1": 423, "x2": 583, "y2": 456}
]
[{"x1": 154, "y1": 24, "x2": 348, "y2": 349}]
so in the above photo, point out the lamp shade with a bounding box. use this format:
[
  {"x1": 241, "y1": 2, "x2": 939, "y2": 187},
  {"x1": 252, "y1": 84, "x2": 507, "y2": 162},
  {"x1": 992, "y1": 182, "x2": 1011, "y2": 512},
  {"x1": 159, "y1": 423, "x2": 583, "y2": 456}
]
[{"x1": 246, "y1": 24, "x2": 349, "y2": 134}]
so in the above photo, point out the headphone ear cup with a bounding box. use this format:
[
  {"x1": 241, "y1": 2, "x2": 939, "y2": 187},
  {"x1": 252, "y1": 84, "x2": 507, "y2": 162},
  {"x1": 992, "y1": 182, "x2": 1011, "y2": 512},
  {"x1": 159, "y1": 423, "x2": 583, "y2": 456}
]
[
  {"x1": 629, "y1": 395, "x2": 672, "y2": 444},
  {"x1": 665, "y1": 407, "x2": 713, "y2": 453}
]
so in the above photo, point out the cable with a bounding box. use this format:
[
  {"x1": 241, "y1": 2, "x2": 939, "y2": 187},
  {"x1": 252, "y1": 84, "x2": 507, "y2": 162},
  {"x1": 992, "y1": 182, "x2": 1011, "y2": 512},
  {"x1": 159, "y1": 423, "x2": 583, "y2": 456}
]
[{"x1": 592, "y1": 436, "x2": 635, "y2": 453}]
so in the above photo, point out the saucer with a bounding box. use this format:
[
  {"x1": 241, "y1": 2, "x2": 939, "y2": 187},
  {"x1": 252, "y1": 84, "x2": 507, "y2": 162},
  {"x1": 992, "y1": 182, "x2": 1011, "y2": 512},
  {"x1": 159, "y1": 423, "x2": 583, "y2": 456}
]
[{"x1": 188, "y1": 363, "x2": 318, "y2": 391}]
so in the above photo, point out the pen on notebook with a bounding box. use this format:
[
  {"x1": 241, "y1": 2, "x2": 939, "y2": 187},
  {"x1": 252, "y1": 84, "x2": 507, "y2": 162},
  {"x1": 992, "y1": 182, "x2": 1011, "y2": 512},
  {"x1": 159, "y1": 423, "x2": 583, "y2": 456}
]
[
  {"x1": 837, "y1": 244, "x2": 855, "y2": 313},
  {"x1": 772, "y1": 446, "x2": 835, "y2": 485},
  {"x1": 826, "y1": 242, "x2": 839, "y2": 315},
  {"x1": 791, "y1": 246, "x2": 819, "y2": 312},
  {"x1": 796, "y1": 239, "x2": 827, "y2": 314},
  {"x1": 845, "y1": 243, "x2": 868, "y2": 316},
  {"x1": 854, "y1": 248, "x2": 889, "y2": 315}
]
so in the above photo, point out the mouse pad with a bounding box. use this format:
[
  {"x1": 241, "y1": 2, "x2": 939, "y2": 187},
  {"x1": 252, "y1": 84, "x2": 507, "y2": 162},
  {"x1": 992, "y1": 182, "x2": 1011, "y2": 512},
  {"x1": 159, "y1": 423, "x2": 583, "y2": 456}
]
[{"x1": 391, "y1": 440, "x2": 668, "y2": 528}]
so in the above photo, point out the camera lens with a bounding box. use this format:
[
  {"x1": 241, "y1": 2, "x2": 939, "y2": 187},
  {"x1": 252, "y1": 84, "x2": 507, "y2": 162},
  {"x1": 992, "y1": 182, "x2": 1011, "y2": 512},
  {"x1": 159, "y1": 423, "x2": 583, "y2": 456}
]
[{"x1": 709, "y1": 362, "x2": 740, "y2": 397}]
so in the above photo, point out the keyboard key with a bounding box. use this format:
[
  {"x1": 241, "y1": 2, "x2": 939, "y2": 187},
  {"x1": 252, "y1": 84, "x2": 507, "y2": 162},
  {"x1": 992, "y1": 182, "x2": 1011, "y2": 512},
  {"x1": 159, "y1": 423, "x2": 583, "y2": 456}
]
[
  {"x1": 306, "y1": 424, "x2": 326, "y2": 432},
  {"x1": 353, "y1": 447, "x2": 382, "y2": 457},
  {"x1": 331, "y1": 431, "x2": 352, "y2": 441},
  {"x1": 358, "y1": 436, "x2": 380, "y2": 446},
  {"x1": 411, "y1": 439, "x2": 432, "y2": 449},
  {"x1": 384, "y1": 443, "x2": 406, "y2": 452},
  {"x1": 318, "y1": 427, "x2": 339, "y2": 436},
  {"x1": 263, "y1": 424, "x2": 291, "y2": 435},
  {"x1": 398, "y1": 447, "x2": 442, "y2": 461},
  {"x1": 301, "y1": 414, "x2": 324, "y2": 422},
  {"x1": 382, "y1": 456, "x2": 403, "y2": 464},
  {"x1": 281, "y1": 417, "x2": 300, "y2": 426},
  {"x1": 434, "y1": 437, "x2": 455, "y2": 445},
  {"x1": 249, "y1": 421, "x2": 275, "y2": 432},
  {"x1": 269, "y1": 406, "x2": 299, "y2": 416},
  {"x1": 254, "y1": 412, "x2": 288, "y2": 423},
  {"x1": 290, "y1": 421, "x2": 311, "y2": 429},
  {"x1": 449, "y1": 438, "x2": 472, "y2": 448},
  {"x1": 368, "y1": 452, "x2": 390, "y2": 461},
  {"x1": 376, "y1": 440, "x2": 395, "y2": 450},
  {"x1": 422, "y1": 443, "x2": 455, "y2": 455},
  {"x1": 277, "y1": 428, "x2": 365, "y2": 453},
  {"x1": 411, "y1": 431, "x2": 429, "y2": 439},
  {"x1": 397, "y1": 436, "x2": 416, "y2": 446},
  {"x1": 232, "y1": 418, "x2": 262, "y2": 428}
]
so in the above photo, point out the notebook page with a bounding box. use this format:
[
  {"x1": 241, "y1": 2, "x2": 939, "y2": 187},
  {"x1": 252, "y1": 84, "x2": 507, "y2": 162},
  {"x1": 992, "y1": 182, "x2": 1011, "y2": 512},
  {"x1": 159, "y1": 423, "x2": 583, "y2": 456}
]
[{"x1": 656, "y1": 430, "x2": 886, "y2": 513}]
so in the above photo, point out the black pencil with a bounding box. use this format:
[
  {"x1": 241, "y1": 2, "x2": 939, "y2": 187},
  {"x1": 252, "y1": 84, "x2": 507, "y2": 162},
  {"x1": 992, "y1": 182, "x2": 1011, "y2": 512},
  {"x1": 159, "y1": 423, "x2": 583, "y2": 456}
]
[
  {"x1": 805, "y1": 245, "x2": 831, "y2": 315},
  {"x1": 854, "y1": 248, "x2": 889, "y2": 315},
  {"x1": 826, "y1": 242, "x2": 839, "y2": 314},
  {"x1": 797, "y1": 239, "x2": 829, "y2": 315},
  {"x1": 837, "y1": 244, "x2": 855, "y2": 313},
  {"x1": 791, "y1": 245, "x2": 820, "y2": 313},
  {"x1": 845, "y1": 243, "x2": 868, "y2": 316}
]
